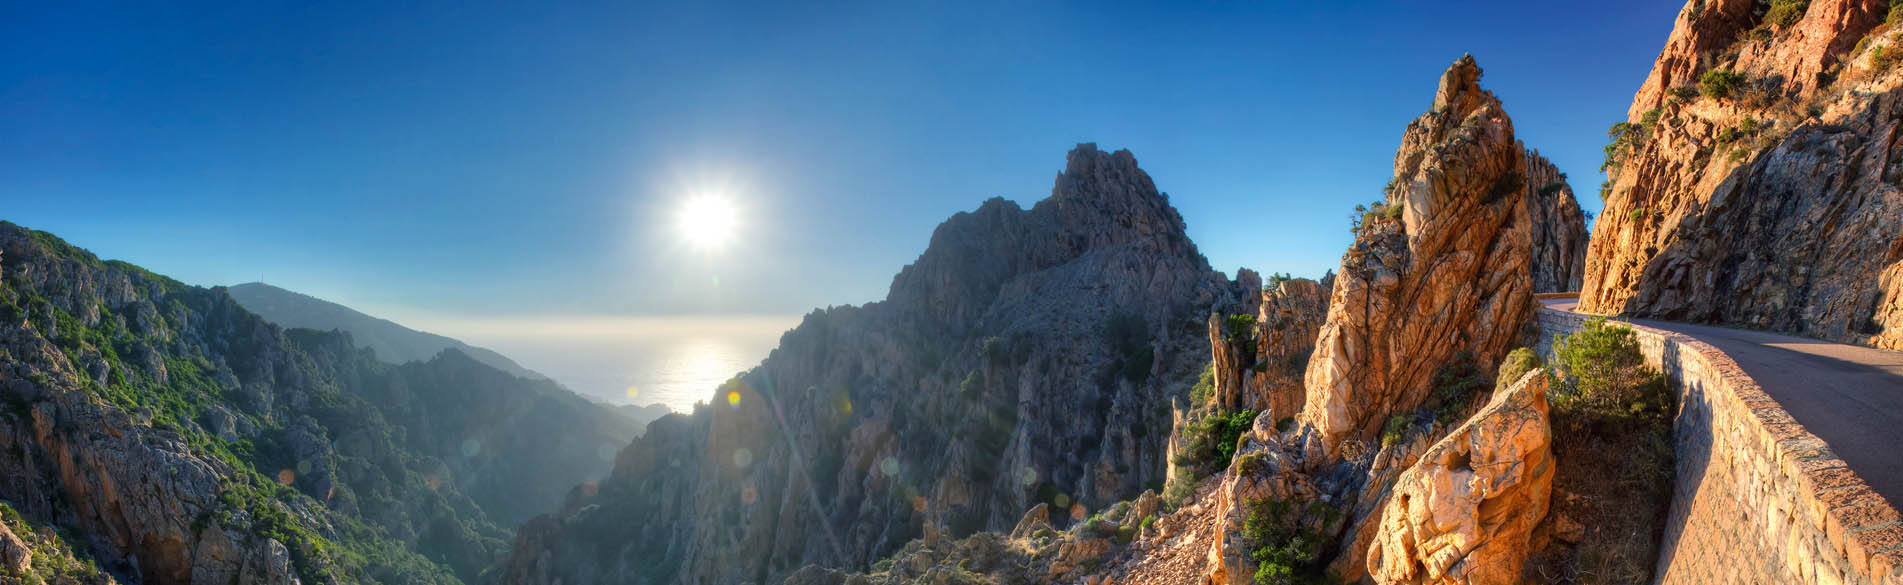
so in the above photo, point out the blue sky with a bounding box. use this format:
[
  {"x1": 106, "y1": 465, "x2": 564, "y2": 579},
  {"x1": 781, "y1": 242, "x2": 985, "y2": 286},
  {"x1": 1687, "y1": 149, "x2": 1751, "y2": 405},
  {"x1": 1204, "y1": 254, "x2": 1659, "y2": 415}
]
[{"x1": 3, "y1": 0, "x2": 1679, "y2": 321}]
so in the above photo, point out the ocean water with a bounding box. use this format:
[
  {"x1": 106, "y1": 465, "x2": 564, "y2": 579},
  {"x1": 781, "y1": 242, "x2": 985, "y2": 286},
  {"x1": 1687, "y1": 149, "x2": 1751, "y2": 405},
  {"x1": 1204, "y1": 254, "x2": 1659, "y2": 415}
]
[{"x1": 421, "y1": 315, "x2": 803, "y2": 412}]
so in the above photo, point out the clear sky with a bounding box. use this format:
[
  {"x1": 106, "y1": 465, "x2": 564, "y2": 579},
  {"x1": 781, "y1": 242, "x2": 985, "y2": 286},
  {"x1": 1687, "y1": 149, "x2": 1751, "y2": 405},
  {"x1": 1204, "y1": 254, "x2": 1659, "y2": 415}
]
[{"x1": 3, "y1": 0, "x2": 1679, "y2": 322}]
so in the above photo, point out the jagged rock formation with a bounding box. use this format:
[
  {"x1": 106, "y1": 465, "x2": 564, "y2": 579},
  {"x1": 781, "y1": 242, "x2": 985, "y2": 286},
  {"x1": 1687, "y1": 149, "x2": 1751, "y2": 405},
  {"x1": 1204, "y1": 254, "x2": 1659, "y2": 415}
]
[
  {"x1": 1365, "y1": 370, "x2": 1553, "y2": 585},
  {"x1": 1522, "y1": 149, "x2": 1588, "y2": 293},
  {"x1": 1300, "y1": 55, "x2": 1537, "y2": 451},
  {"x1": 1580, "y1": 0, "x2": 1903, "y2": 349},
  {"x1": 0, "y1": 222, "x2": 641, "y2": 585},
  {"x1": 495, "y1": 144, "x2": 1235, "y2": 585},
  {"x1": 1208, "y1": 275, "x2": 1332, "y2": 418}
]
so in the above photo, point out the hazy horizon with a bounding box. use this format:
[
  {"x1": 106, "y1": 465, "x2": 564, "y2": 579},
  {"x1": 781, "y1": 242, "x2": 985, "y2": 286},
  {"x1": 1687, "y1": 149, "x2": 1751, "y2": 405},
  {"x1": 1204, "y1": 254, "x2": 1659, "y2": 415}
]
[{"x1": 399, "y1": 312, "x2": 802, "y2": 412}]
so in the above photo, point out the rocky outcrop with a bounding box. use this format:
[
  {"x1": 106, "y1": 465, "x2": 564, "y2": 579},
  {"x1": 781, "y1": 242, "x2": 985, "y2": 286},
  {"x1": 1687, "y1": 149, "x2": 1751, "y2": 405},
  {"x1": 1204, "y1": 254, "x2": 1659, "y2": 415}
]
[
  {"x1": 1580, "y1": 0, "x2": 1903, "y2": 349},
  {"x1": 1522, "y1": 149, "x2": 1587, "y2": 293},
  {"x1": 1299, "y1": 55, "x2": 1537, "y2": 451},
  {"x1": 1208, "y1": 276, "x2": 1332, "y2": 418},
  {"x1": 495, "y1": 144, "x2": 1235, "y2": 585},
  {"x1": 1365, "y1": 370, "x2": 1554, "y2": 585}
]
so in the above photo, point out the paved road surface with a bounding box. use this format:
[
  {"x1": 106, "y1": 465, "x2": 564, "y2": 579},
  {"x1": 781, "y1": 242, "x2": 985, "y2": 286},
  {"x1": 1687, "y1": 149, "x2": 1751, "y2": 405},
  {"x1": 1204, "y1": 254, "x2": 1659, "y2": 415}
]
[{"x1": 1542, "y1": 298, "x2": 1903, "y2": 511}]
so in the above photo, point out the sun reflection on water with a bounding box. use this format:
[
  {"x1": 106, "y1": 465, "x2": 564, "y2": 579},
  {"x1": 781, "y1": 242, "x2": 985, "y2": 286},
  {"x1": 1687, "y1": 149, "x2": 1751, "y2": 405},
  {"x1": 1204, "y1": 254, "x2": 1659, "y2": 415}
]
[{"x1": 639, "y1": 336, "x2": 756, "y2": 411}]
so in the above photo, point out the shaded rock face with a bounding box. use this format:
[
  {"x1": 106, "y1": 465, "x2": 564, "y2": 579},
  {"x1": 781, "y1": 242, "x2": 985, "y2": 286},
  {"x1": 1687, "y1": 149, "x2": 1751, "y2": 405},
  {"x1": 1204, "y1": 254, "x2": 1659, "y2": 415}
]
[
  {"x1": 0, "y1": 222, "x2": 639, "y2": 585},
  {"x1": 1365, "y1": 371, "x2": 1554, "y2": 585},
  {"x1": 1209, "y1": 276, "x2": 1332, "y2": 419},
  {"x1": 1300, "y1": 56, "x2": 1537, "y2": 450},
  {"x1": 1522, "y1": 149, "x2": 1588, "y2": 293},
  {"x1": 495, "y1": 144, "x2": 1234, "y2": 585},
  {"x1": 1581, "y1": 0, "x2": 1903, "y2": 349}
]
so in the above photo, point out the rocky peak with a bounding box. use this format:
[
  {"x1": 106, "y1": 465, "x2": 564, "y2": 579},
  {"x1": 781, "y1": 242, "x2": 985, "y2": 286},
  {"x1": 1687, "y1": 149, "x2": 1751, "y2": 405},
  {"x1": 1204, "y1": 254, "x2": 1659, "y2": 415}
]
[
  {"x1": 495, "y1": 145, "x2": 1230, "y2": 585},
  {"x1": 887, "y1": 143, "x2": 1202, "y2": 331},
  {"x1": 1301, "y1": 56, "x2": 1534, "y2": 450}
]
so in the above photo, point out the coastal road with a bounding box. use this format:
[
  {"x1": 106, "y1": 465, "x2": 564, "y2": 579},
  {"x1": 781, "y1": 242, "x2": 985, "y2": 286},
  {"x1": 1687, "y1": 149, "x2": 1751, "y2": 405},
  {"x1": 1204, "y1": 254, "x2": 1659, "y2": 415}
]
[{"x1": 1541, "y1": 298, "x2": 1903, "y2": 511}]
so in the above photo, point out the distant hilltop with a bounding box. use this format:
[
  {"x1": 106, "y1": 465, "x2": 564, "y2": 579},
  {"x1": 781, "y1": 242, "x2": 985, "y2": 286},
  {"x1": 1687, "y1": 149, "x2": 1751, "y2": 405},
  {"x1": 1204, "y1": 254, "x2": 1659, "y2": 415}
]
[{"x1": 227, "y1": 281, "x2": 549, "y2": 380}]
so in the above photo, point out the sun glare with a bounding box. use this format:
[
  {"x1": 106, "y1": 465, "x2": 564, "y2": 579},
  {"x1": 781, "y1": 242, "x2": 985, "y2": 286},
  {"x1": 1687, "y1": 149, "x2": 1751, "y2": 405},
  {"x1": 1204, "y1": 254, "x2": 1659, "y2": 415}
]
[{"x1": 678, "y1": 195, "x2": 737, "y2": 250}]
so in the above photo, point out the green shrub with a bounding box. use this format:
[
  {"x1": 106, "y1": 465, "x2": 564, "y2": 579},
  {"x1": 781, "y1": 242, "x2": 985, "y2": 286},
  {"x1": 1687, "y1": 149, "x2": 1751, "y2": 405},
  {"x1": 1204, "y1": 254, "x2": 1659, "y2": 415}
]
[
  {"x1": 1235, "y1": 451, "x2": 1267, "y2": 475},
  {"x1": 1601, "y1": 121, "x2": 1644, "y2": 172},
  {"x1": 1225, "y1": 314, "x2": 1257, "y2": 343},
  {"x1": 1163, "y1": 467, "x2": 1199, "y2": 510},
  {"x1": 1538, "y1": 181, "x2": 1568, "y2": 197},
  {"x1": 1242, "y1": 498, "x2": 1336, "y2": 585},
  {"x1": 1550, "y1": 319, "x2": 1673, "y2": 418},
  {"x1": 1700, "y1": 69, "x2": 1745, "y2": 99},
  {"x1": 1892, "y1": 0, "x2": 1903, "y2": 25},
  {"x1": 1175, "y1": 409, "x2": 1259, "y2": 473},
  {"x1": 1628, "y1": 208, "x2": 1651, "y2": 222},
  {"x1": 1262, "y1": 272, "x2": 1295, "y2": 292},
  {"x1": 1670, "y1": 85, "x2": 1701, "y2": 100},
  {"x1": 1189, "y1": 363, "x2": 1216, "y2": 405},
  {"x1": 1877, "y1": 42, "x2": 1903, "y2": 72},
  {"x1": 1381, "y1": 413, "x2": 1411, "y2": 449},
  {"x1": 1138, "y1": 513, "x2": 1156, "y2": 534},
  {"x1": 1766, "y1": 1, "x2": 1808, "y2": 30},
  {"x1": 1383, "y1": 201, "x2": 1404, "y2": 219},
  {"x1": 1496, "y1": 347, "x2": 1542, "y2": 390}
]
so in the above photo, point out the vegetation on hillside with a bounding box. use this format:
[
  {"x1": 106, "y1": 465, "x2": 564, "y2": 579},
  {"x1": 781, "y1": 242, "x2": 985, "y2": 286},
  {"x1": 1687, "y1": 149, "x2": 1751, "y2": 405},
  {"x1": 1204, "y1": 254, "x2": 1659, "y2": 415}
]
[
  {"x1": 0, "y1": 224, "x2": 507, "y2": 585},
  {"x1": 1526, "y1": 319, "x2": 1676, "y2": 585},
  {"x1": 1165, "y1": 408, "x2": 1257, "y2": 508},
  {"x1": 1241, "y1": 497, "x2": 1337, "y2": 585},
  {"x1": 0, "y1": 503, "x2": 112, "y2": 585}
]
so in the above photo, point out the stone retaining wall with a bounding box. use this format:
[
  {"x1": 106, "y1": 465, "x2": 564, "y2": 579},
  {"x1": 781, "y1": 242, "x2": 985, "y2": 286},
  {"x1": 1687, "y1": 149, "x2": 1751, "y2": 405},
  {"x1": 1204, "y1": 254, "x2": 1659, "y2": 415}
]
[{"x1": 1534, "y1": 307, "x2": 1902, "y2": 585}]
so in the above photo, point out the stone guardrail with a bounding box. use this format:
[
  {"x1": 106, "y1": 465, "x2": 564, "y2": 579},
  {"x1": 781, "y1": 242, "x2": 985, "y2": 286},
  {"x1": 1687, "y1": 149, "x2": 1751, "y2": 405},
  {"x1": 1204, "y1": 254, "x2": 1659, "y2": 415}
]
[{"x1": 1534, "y1": 302, "x2": 1902, "y2": 585}]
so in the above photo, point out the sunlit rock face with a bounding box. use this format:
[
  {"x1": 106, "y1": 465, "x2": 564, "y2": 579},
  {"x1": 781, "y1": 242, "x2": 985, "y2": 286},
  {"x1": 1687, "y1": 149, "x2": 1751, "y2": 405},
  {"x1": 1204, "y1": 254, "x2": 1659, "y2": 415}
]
[
  {"x1": 1580, "y1": 0, "x2": 1903, "y2": 348},
  {"x1": 1208, "y1": 275, "x2": 1332, "y2": 419},
  {"x1": 1366, "y1": 371, "x2": 1553, "y2": 585},
  {"x1": 1298, "y1": 56, "x2": 1536, "y2": 452},
  {"x1": 494, "y1": 144, "x2": 1241, "y2": 585}
]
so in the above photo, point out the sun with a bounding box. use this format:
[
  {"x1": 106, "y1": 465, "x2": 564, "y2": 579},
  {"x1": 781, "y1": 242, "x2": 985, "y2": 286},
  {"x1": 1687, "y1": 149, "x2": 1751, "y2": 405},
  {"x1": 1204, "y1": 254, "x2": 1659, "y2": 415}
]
[{"x1": 677, "y1": 194, "x2": 737, "y2": 250}]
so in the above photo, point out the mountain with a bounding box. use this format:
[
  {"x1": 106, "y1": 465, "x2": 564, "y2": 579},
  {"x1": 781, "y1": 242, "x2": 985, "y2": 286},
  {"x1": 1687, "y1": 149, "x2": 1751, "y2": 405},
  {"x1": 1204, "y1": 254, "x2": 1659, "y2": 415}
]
[
  {"x1": 494, "y1": 144, "x2": 1252, "y2": 585},
  {"x1": 1580, "y1": 0, "x2": 1903, "y2": 348},
  {"x1": 226, "y1": 283, "x2": 546, "y2": 381},
  {"x1": 770, "y1": 55, "x2": 1567, "y2": 585},
  {"x1": 0, "y1": 221, "x2": 643, "y2": 585}
]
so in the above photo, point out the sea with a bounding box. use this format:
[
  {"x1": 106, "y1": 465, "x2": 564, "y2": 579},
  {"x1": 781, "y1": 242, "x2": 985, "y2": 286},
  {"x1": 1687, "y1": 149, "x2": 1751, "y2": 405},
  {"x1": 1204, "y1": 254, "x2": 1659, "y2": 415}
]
[{"x1": 421, "y1": 314, "x2": 803, "y2": 412}]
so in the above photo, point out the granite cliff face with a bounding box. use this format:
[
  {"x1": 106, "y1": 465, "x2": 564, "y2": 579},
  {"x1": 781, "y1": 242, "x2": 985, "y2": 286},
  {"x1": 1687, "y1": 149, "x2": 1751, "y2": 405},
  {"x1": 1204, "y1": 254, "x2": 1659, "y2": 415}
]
[
  {"x1": 494, "y1": 144, "x2": 1236, "y2": 585},
  {"x1": 1581, "y1": 0, "x2": 1903, "y2": 348},
  {"x1": 1523, "y1": 149, "x2": 1588, "y2": 293},
  {"x1": 0, "y1": 222, "x2": 640, "y2": 585},
  {"x1": 1207, "y1": 274, "x2": 1332, "y2": 419},
  {"x1": 1300, "y1": 56, "x2": 1538, "y2": 452}
]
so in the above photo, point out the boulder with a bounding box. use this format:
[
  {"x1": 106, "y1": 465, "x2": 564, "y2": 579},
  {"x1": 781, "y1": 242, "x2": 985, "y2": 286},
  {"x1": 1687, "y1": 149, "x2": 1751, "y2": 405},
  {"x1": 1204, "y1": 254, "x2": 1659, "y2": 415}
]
[{"x1": 1365, "y1": 371, "x2": 1554, "y2": 585}]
